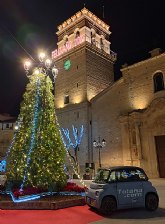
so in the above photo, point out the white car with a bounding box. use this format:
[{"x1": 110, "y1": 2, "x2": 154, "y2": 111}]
[{"x1": 85, "y1": 166, "x2": 159, "y2": 215}]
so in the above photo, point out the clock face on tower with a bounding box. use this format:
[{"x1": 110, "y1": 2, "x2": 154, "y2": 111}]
[{"x1": 64, "y1": 59, "x2": 71, "y2": 70}]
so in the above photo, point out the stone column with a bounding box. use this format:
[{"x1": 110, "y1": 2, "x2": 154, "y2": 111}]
[
  {"x1": 119, "y1": 116, "x2": 133, "y2": 166},
  {"x1": 135, "y1": 122, "x2": 142, "y2": 160}
]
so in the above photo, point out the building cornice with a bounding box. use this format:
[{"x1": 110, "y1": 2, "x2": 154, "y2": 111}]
[
  {"x1": 57, "y1": 7, "x2": 110, "y2": 36},
  {"x1": 54, "y1": 41, "x2": 116, "y2": 63},
  {"x1": 121, "y1": 52, "x2": 165, "y2": 72}
]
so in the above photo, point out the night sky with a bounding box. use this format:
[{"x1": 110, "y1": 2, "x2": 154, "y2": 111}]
[{"x1": 0, "y1": 0, "x2": 165, "y2": 116}]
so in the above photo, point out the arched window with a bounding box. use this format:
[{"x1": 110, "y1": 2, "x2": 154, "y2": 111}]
[
  {"x1": 75, "y1": 31, "x2": 80, "y2": 38},
  {"x1": 100, "y1": 38, "x2": 104, "y2": 50},
  {"x1": 153, "y1": 72, "x2": 164, "y2": 92},
  {"x1": 91, "y1": 28, "x2": 96, "y2": 45},
  {"x1": 63, "y1": 35, "x2": 69, "y2": 47},
  {"x1": 64, "y1": 37, "x2": 68, "y2": 46}
]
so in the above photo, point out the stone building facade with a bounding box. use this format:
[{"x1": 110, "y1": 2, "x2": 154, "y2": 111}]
[
  {"x1": 52, "y1": 8, "x2": 165, "y2": 178},
  {"x1": 92, "y1": 48, "x2": 165, "y2": 178}
]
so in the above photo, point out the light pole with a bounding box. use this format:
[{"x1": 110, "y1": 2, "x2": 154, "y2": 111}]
[
  {"x1": 93, "y1": 137, "x2": 106, "y2": 168},
  {"x1": 24, "y1": 51, "x2": 58, "y2": 79}
]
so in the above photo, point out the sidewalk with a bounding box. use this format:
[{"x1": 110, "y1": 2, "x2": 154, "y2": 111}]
[{"x1": 150, "y1": 178, "x2": 165, "y2": 186}]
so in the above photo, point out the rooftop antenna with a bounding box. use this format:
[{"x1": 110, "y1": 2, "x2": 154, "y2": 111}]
[{"x1": 102, "y1": 5, "x2": 105, "y2": 19}]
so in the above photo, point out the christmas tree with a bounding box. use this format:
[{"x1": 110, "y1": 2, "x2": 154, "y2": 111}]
[{"x1": 6, "y1": 71, "x2": 67, "y2": 190}]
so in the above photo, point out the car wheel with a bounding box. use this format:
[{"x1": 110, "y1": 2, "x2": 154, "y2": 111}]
[
  {"x1": 145, "y1": 193, "x2": 159, "y2": 211},
  {"x1": 100, "y1": 196, "x2": 117, "y2": 215}
]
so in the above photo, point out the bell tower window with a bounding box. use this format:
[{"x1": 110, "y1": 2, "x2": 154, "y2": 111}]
[
  {"x1": 153, "y1": 72, "x2": 164, "y2": 92},
  {"x1": 64, "y1": 35, "x2": 69, "y2": 48},
  {"x1": 100, "y1": 38, "x2": 104, "y2": 50},
  {"x1": 75, "y1": 31, "x2": 80, "y2": 38},
  {"x1": 91, "y1": 28, "x2": 96, "y2": 45}
]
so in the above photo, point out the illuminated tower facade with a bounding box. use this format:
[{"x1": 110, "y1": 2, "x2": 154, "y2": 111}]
[{"x1": 52, "y1": 8, "x2": 116, "y2": 172}]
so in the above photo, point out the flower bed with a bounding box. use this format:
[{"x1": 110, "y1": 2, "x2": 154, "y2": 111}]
[
  {"x1": 0, "y1": 182, "x2": 87, "y2": 210},
  {"x1": 62, "y1": 182, "x2": 87, "y2": 193},
  {"x1": 13, "y1": 186, "x2": 47, "y2": 198},
  {"x1": 1, "y1": 181, "x2": 87, "y2": 200}
]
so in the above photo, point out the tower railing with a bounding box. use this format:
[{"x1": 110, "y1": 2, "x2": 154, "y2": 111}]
[{"x1": 85, "y1": 34, "x2": 117, "y2": 62}]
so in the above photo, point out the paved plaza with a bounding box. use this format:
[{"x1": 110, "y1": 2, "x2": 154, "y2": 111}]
[{"x1": 0, "y1": 179, "x2": 164, "y2": 224}]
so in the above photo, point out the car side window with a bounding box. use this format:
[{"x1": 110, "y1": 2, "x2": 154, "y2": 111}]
[
  {"x1": 116, "y1": 168, "x2": 147, "y2": 182},
  {"x1": 109, "y1": 171, "x2": 116, "y2": 182},
  {"x1": 134, "y1": 169, "x2": 148, "y2": 180}
]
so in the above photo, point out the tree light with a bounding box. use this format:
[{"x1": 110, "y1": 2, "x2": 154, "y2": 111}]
[
  {"x1": 24, "y1": 60, "x2": 31, "y2": 71},
  {"x1": 39, "y1": 52, "x2": 46, "y2": 62},
  {"x1": 34, "y1": 68, "x2": 40, "y2": 75},
  {"x1": 45, "y1": 59, "x2": 52, "y2": 69},
  {"x1": 14, "y1": 125, "x2": 19, "y2": 130}
]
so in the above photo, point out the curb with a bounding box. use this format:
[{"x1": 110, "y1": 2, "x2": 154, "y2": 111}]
[{"x1": 0, "y1": 197, "x2": 86, "y2": 210}]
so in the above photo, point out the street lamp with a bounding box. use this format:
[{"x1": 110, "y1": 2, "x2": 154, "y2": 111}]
[
  {"x1": 93, "y1": 137, "x2": 106, "y2": 168},
  {"x1": 24, "y1": 51, "x2": 58, "y2": 80}
]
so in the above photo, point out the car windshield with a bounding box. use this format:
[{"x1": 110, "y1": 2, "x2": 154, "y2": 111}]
[{"x1": 94, "y1": 169, "x2": 110, "y2": 183}]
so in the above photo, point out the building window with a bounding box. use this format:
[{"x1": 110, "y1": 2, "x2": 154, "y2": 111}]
[
  {"x1": 63, "y1": 35, "x2": 69, "y2": 48},
  {"x1": 64, "y1": 95, "x2": 69, "y2": 104},
  {"x1": 6, "y1": 123, "x2": 9, "y2": 129},
  {"x1": 75, "y1": 31, "x2": 80, "y2": 38},
  {"x1": 64, "y1": 38, "x2": 68, "y2": 47},
  {"x1": 91, "y1": 36, "x2": 96, "y2": 45},
  {"x1": 91, "y1": 28, "x2": 96, "y2": 45},
  {"x1": 100, "y1": 38, "x2": 104, "y2": 50},
  {"x1": 153, "y1": 72, "x2": 164, "y2": 92}
]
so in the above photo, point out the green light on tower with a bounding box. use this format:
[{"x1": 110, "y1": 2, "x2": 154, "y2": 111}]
[{"x1": 64, "y1": 59, "x2": 71, "y2": 70}]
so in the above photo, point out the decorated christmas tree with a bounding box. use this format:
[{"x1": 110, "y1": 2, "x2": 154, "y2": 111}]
[{"x1": 6, "y1": 70, "x2": 67, "y2": 191}]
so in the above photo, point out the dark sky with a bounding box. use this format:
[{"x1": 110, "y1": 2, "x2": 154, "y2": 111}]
[{"x1": 0, "y1": 0, "x2": 165, "y2": 116}]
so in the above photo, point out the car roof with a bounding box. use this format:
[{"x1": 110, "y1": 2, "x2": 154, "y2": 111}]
[{"x1": 101, "y1": 166, "x2": 145, "y2": 171}]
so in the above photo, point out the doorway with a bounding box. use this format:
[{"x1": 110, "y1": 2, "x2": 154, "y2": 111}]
[{"x1": 155, "y1": 135, "x2": 165, "y2": 178}]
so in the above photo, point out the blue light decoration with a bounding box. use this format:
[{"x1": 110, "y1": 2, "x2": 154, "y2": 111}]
[
  {"x1": 9, "y1": 192, "x2": 41, "y2": 203},
  {"x1": 5, "y1": 190, "x2": 85, "y2": 203},
  {"x1": 20, "y1": 78, "x2": 41, "y2": 191},
  {"x1": 0, "y1": 160, "x2": 6, "y2": 172},
  {"x1": 64, "y1": 164, "x2": 72, "y2": 179},
  {"x1": 61, "y1": 125, "x2": 87, "y2": 188},
  {"x1": 61, "y1": 125, "x2": 84, "y2": 149}
]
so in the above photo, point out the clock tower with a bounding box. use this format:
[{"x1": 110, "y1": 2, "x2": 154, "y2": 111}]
[{"x1": 52, "y1": 7, "x2": 116, "y2": 172}]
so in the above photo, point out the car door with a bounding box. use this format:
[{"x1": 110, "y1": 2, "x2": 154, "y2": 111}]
[{"x1": 116, "y1": 168, "x2": 144, "y2": 207}]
